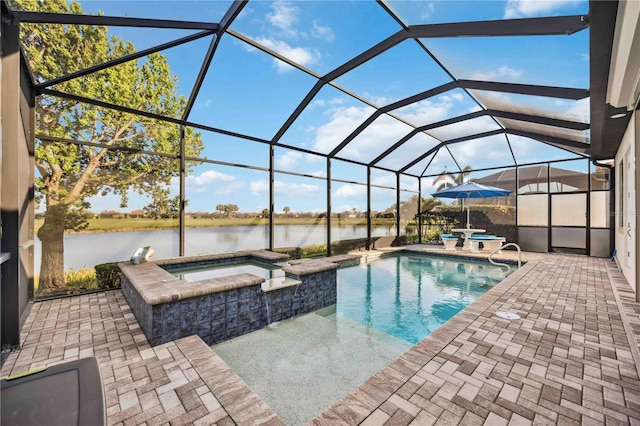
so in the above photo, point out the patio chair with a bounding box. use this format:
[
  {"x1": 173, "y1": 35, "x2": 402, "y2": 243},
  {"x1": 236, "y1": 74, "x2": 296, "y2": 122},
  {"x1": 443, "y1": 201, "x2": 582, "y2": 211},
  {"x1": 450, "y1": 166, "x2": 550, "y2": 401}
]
[
  {"x1": 440, "y1": 234, "x2": 458, "y2": 251},
  {"x1": 468, "y1": 234, "x2": 506, "y2": 253}
]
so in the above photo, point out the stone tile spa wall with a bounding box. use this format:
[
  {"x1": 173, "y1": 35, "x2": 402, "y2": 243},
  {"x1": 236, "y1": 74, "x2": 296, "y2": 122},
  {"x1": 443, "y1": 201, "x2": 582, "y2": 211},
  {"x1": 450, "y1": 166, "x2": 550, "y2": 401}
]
[{"x1": 119, "y1": 252, "x2": 339, "y2": 346}]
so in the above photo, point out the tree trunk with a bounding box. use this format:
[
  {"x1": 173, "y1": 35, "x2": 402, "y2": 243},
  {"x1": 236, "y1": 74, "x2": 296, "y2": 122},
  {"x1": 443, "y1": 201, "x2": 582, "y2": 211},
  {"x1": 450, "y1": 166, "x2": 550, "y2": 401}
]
[{"x1": 36, "y1": 207, "x2": 67, "y2": 291}]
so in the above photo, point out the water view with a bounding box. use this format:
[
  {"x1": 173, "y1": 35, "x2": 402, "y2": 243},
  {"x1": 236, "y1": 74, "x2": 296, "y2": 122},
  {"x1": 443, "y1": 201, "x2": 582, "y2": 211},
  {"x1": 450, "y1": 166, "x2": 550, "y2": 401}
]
[{"x1": 34, "y1": 224, "x2": 394, "y2": 271}]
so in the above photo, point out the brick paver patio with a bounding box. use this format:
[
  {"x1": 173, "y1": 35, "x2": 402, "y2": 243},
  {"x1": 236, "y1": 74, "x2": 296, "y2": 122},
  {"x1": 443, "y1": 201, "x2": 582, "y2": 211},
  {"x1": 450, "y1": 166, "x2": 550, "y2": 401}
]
[{"x1": 2, "y1": 250, "x2": 639, "y2": 425}]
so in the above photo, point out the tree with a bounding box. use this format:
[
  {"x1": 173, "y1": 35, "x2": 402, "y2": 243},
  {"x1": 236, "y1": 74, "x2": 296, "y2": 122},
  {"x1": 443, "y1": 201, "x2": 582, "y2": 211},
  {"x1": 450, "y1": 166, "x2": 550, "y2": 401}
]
[
  {"x1": 22, "y1": 0, "x2": 204, "y2": 291},
  {"x1": 145, "y1": 193, "x2": 182, "y2": 219},
  {"x1": 215, "y1": 204, "x2": 239, "y2": 218},
  {"x1": 436, "y1": 165, "x2": 472, "y2": 213},
  {"x1": 225, "y1": 204, "x2": 238, "y2": 218},
  {"x1": 436, "y1": 165, "x2": 473, "y2": 192},
  {"x1": 283, "y1": 206, "x2": 290, "y2": 218},
  {"x1": 261, "y1": 208, "x2": 270, "y2": 218},
  {"x1": 215, "y1": 204, "x2": 225, "y2": 218},
  {"x1": 420, "y1": 197, "x2": 442, "y2": 215}
]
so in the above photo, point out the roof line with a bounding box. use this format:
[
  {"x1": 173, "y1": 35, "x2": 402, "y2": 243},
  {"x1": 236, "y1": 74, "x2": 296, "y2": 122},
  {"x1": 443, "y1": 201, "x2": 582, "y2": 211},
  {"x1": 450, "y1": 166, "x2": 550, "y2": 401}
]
[
  {"x1": 489, "y1": 109, "x2": 589, "y2": 130},
  {"x1": 14, "y1": 10, "x2": 220, "y2": 30},
  {"x1": 35, "y1": 30, "x2": 216, "y2": 90},
  {"x1": 459, "y1": 80, "x2": 589, "y2": 100},
  {"x1": 408, "y1": 15, "x2": 588, "y2": 38},
  {"x1": 505, "y1": 129, "x2": 590, "y2": 150},
  {"x1": 181, "y1": 0, "x2": 246, "y2": 123}
]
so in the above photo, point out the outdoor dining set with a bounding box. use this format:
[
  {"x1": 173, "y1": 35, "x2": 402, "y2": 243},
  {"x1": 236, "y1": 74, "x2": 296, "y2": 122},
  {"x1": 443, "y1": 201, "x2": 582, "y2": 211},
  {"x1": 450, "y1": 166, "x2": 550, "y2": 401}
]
[{"x1": 432, "y1": 182, "x2": 510, "y2": 253}]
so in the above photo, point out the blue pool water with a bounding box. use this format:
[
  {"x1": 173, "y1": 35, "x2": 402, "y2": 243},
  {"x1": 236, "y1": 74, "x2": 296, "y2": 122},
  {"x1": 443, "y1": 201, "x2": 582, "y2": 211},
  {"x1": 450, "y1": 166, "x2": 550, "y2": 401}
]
[
  {"x1": 337, "y1": 253, "x2": 511, "y2": 343},
  {"x1": 212, "y1": 253, "x2": 512, "y2": 424}
]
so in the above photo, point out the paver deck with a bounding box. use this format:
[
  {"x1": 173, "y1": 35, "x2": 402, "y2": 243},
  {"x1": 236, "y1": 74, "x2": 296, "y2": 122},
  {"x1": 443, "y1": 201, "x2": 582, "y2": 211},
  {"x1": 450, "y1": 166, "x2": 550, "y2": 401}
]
[{"x1": 2, "y1": 249, "x2": 639, "y2": 425}]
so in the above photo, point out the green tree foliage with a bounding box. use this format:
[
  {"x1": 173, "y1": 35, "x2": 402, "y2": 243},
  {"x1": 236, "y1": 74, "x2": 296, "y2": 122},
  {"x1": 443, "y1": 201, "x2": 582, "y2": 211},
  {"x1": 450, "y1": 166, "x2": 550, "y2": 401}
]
[
  {"x1": 215, "y1": 204, "x2": 239, "y2": 218},
  {"x1": 145, "y1": 193, "x2": 182, "y2": 219},
  {"x1": 283, "y1": 206, "x2": 290, "y2": 218},
  {"x1": 18, "y1": 0, "x2": 204, "y2": 291}
]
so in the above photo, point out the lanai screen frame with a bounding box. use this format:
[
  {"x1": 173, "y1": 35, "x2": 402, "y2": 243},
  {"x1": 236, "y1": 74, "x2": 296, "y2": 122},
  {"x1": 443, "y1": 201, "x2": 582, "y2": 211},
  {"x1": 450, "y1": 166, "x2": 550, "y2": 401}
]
[{"x1": 6, "y1": 0, "x2": 602, "y2": 256}]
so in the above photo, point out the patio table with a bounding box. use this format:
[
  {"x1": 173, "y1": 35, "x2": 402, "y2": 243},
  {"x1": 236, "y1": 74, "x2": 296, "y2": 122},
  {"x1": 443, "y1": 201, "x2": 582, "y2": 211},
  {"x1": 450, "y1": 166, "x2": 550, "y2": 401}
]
[{"x1": 452, "y1": 228, "x2": 485, "y2": 251}]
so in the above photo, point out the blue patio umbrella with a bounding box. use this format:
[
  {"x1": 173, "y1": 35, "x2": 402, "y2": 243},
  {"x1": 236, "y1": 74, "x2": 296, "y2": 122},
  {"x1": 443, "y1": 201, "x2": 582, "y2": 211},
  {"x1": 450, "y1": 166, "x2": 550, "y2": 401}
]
[{"x1": 431, "y1": 182, "x2": 511, "y2": 228}]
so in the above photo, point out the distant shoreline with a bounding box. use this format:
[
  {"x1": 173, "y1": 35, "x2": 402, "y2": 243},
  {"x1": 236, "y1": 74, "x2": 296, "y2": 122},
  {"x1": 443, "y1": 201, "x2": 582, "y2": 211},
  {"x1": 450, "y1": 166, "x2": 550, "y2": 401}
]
[{"x1": 35, "y1": 217, "x2": 397, "y2": 235}]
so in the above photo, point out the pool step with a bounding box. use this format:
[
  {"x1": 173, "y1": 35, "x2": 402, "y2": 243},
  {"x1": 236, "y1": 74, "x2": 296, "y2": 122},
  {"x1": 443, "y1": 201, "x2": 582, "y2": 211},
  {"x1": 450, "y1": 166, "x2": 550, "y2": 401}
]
[{"x1": 261, "y1": 276, "x2": 302, "y2": 293}]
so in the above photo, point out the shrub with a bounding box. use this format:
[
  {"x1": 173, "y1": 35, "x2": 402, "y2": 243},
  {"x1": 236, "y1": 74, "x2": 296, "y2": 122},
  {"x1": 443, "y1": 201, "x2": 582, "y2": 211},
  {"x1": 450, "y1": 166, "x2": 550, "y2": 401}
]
[
  {"x1": 300, "y1": 244, "x2": 327, "y2": 258},
  {"x1": 425, "y1": 230, "x2": 441, "y2": 241},
  {"x1": 395, "y1": 235, "x2": 419, "y2": 246},
  {"x1": 94, "y1": 262, "x2": 122, "y2": 289},
  {"x1": 331, "y1": 238, "x2": 368, "y2": 254},
  {"x1": 274, "y1": 247, "x2": 302, "y2": 259},
  {"x1": 64, "y1": 267, "x2": 97, "y2": 289}
]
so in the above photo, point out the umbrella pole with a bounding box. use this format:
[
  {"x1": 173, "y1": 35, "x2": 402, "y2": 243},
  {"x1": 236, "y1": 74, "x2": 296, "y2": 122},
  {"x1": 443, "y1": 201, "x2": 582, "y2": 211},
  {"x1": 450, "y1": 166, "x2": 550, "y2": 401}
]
[{"x1": 467, "y1": 204, "x2": 470, "y2": 228}]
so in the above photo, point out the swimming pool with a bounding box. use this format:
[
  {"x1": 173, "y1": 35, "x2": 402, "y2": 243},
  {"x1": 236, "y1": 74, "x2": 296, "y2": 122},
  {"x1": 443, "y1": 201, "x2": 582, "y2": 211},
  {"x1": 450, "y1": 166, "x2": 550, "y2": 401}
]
[
  {"x1": 212, "y1": 252, "x2": 511, "y2": 425},
  {"x1": 338, "y1": 253, "x2": 510, "y2": 343}
]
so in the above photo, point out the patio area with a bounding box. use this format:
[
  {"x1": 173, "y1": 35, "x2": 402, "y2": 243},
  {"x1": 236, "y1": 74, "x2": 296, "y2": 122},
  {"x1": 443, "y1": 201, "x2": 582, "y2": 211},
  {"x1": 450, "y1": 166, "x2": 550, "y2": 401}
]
[{"x1": 2, "y1": 249, "x2": 639, "y2": 425}]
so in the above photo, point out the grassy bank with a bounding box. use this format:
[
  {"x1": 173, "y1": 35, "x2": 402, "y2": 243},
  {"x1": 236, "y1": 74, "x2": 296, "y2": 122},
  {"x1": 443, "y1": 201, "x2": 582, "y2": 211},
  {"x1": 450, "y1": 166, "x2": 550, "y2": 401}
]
[{"x1": 35, "y1": 217, "x2": 396, "y2": 234}]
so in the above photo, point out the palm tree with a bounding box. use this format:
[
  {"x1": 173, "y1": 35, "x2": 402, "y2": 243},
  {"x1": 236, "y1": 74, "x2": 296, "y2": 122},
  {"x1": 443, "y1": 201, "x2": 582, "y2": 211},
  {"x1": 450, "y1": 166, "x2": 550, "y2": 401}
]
[
  {"x1": 283, "y1": 206, "x2": 290, "y2": 218},
  {"x1": 421, "y1": 197, "x2": 442, "y2": 215},
  {"x1": 435, "y1": 165, "x2": 473, "y2": 223},
  {"x1": 436, "y1": 165, "x2": 472, "y2": 192}
]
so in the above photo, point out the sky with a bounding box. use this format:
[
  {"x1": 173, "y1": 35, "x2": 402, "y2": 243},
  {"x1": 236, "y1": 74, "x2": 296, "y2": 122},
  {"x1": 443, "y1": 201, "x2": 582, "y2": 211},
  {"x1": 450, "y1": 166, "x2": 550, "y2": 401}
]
[{"x1": 38, "y1": 0, "x2": 590, "y2": 214}]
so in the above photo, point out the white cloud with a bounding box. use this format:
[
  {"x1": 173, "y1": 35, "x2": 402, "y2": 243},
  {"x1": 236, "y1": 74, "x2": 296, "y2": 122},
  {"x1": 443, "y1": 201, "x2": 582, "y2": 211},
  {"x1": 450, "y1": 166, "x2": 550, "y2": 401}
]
[
  {"x1": 563, "y1": 97, "x2": 589, "y2": 122},
  {"x1": 267, "y1": 0, "x2": 299, "y2": 36},
  {"x1": 309, "y1": 171, "x2": 326, "y2": 178},
  {"x1": 251, "y1": 180, "x2": 322, "y2": 197},
  {"x1": 308, "y1": 93, "x2": 466, "y2": 161},
  {"x1": 419, "y1": 2, "x2": 436, "y2": 21},
  {"x1": 255, "y1": 37, "x2": 318, "y2": 72},
  {"x1": 195, "y1": 98, "x2": 213, "y2": 109},
  {"x1": 320, "y1": 110, "x2": 409, "y2": 160},
  {"x1": 334, "y1": 184, "x2": 366, "y2": 198},
  {"x1": 394, "y1": 95, "x2": 458, "y2": 124},
  {"x1": 213, "y1": 181, "x2": 245, "y2": 196},
  {"x1": 508, "y1": 135, "x2": 544, "y2": 157},
  {"x1": 370, "y1": 95, "x2": 394, "y2": 106},
  {"x1": 311, "y1": 21, "x2": 335, "y2": 42},
  {"x1": 187, "y1": 170, "x2": 236, "y2": 186},
  {"x1": 371, "y1": 174, "x2": 396, "y2": 188},
  {"x1": 471, "y1": 66, "x2": 522, "y2": 81},
  {"x1": 275, "y1": 151, "x2": 303, "y2": 169},
  {"x1": 181, "y1": 170, "x2": 242, "y2": 195},
  {"x1": 446, "y1": 136, "x2": 513, "y2": 167},
  {"x1": 311, "y1": 105, "x2": 374, "y2": 154},
  {"x1": 250, "y1": 180, "x2": 269, "y2": 195},
  {"x1": 504, "y1": 0, "x2": 582, "y2": 19}
]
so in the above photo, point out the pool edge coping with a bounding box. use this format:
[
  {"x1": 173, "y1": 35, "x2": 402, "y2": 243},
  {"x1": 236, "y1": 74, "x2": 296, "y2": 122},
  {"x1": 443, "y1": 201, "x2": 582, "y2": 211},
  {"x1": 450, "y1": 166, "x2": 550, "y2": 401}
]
[{"x1": 311, "y1": 258, "x2": 539, "y2": 424}]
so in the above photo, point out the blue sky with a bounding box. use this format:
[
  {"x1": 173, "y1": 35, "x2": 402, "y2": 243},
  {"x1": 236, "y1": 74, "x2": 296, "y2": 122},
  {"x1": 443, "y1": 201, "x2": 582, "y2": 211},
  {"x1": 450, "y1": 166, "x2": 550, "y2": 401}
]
[{"x1": 59, "y1": 0, "x2": 590, "y2": 214}]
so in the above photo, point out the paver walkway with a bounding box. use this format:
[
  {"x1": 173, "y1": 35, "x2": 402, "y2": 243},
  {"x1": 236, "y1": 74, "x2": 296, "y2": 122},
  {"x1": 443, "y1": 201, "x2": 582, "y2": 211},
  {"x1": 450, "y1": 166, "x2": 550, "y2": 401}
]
[
  {"x1": 1, "y1": 252, "x2": 639, "y2": 425},
  {"x1": 316, "y1": 254, "x2": 640, "y2": 425},
  {"x1": 0, "y1": 291, "x2": 283, "y2": 426}
]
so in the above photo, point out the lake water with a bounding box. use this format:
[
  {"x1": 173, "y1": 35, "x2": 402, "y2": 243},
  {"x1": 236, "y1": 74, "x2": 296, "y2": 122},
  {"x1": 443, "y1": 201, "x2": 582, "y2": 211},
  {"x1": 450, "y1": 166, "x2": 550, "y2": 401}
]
[{"x1": 34, "y1": 225, "x2": 394, "y2": 271}]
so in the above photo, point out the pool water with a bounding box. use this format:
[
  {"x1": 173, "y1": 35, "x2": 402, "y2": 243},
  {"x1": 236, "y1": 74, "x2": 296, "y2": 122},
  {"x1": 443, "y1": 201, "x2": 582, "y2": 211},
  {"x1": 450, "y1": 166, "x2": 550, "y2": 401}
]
[
  {"x1": 168, "y1": 260, "x2": 283, "y2": 282},
  {"x1": 339, "y1": 253, "x2": 510, "y2": 343},
  {"x1": 211, "y1": 253, "x2": 511, "y2": 425}
]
